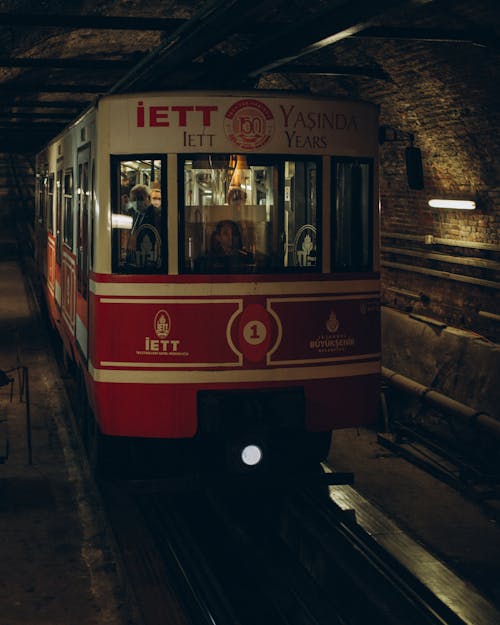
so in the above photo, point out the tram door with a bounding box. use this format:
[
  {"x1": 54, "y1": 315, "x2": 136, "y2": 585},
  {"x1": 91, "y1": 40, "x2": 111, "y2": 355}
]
[
  {"x1": 61, "y1": 167, "x2": 76, "y2": 337},
  {"x1": 46, "y1": 173, "x2": 56, "y2": 295},
  {"x1": 55, "y1": 162, "x2": 63, "y2": 311},
  {"x1": 76, "y1": 145, "x2": 90, "y2": 360},
  {"x1": 35, "y1": 163, "x2": 48, "y2": 289}
]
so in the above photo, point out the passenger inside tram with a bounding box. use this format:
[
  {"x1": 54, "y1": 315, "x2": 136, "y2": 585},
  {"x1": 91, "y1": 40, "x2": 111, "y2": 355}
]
[
  {"x1": 211, "y1": 220, "x2": 251, "y2": 257},
  {"x1": 149, "y1": 185, "x2": 162, "y2": 229},
  {"x1": 197, "y1": 219, "x2": 254, "y2": 272},
  {"x1": 126, "y1": 184, "x2": 162, "y2": 269},
  {"x1": 112, "y1": 157, "x2": 166, "y2": 273}
]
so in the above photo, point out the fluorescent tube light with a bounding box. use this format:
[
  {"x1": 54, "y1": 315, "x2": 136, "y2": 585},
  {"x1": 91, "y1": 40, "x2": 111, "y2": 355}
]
[
  {"x1": 112, "y1": 213, "x2": 133, "y2": 229},
  {"x1": 428, "y1": 199, "x2": 476, "y2": 210}
]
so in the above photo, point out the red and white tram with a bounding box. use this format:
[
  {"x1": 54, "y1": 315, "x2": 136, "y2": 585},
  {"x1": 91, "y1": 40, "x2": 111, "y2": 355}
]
[{"x1": 35, "y1": 91, "x2": 381, "y2": 477}]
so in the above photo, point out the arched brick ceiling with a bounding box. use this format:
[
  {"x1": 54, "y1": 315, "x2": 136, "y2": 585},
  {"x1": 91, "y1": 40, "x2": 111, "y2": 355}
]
[
  {"x1": 0, "y1": 0, "x2": 497, "y2": 154},
  {"x1": 0, "y1": 0, "x2": 498, "y2": 339}
]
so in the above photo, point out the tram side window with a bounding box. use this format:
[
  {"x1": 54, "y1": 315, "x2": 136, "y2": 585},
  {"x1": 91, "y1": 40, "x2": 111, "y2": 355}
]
[
  {"x1": 332, "y1": 158, "x2": 373, "y2": 272},
  {"x1": 37, "y1": 170, "x2": 48, "y2": 228},
  {"x1": 56, "y1": 169, "x2": 63, "y2": 264},
  {"x1": 181, "y1": 154, "x2": 320, "y2": 274},
  {"x1": 63, "y1": 169, "x2": 74, "y2": 249},
  {"x1": 284, "y1": 160, "x2": 319, "y2": 269},
  {"x1": 111, "y1": 156, "x2": 167, "y2": 274},
  {"x1": 47, "y1": 173, "x2": 54, "y2": 233}
]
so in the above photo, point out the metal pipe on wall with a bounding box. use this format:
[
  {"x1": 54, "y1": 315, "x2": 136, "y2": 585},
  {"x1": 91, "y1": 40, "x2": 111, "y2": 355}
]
[
  {"x1": 382, "y1": 366, "x2": 500, "y2": 441},
  {"x1": 478, "y1": 310, "x2": 500, "y2": 323},
  {"x1": 381, "y1": 231, "x2": 500, "y2": 253},
  {"x1": 381, "y1": 245, "x2": 500, "y2": 271},
  {"x1": 381, "y1": 260, "x2": 500, "y2": 290}
]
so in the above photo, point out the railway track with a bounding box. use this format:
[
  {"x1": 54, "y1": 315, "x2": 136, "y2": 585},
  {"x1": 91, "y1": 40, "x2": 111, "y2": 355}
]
[
  {"x1": 51, "y1": 334, "x2": 472, "y2": 625},
  {"x1": 31, "y1": 244, "x2": 493, "y2": 625},
  {"x1": 100, "y1": 477, "x2": 469, "y2": 625},
  {"x1": 377, "y1": 423, "x2": 500, "y2": 522}
]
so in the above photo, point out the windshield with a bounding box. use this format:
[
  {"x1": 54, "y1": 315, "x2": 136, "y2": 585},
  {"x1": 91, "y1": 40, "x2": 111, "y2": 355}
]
[{"x1": 181, "y1": 154, "x2": 320, "y2": 274}]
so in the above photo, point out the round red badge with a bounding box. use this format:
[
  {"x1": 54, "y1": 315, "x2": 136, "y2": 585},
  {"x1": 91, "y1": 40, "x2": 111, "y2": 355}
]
[{"x1": 224, "y1": 99, "x2": 275, "y2": 150}]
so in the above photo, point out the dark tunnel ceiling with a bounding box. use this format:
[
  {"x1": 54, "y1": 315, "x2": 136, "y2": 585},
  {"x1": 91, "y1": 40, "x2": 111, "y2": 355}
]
[{"x1": 0, "y1": 0, "x2": 498, "y2": 153}]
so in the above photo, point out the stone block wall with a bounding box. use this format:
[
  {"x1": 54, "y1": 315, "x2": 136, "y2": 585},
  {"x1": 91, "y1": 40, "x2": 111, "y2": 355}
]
[{"x1": 382, "y1": 306, "x2": 500, "y2": 420}]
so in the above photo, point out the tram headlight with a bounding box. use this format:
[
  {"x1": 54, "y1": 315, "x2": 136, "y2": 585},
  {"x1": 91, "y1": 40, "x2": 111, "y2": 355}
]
[{"x1": 241, "y1": 444, "x2": 263, "y2": 467}]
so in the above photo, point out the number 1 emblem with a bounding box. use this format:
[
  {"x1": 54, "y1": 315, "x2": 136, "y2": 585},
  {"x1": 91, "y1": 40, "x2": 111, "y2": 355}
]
[{"x1": 238, "y1": 304, "x2": 271, "y2": 362}]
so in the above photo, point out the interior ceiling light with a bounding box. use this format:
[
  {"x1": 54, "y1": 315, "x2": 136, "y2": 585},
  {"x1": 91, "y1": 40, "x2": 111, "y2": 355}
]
[
  {"x1": 428, "y1": 199, "x2": 476, "y2": 210},
  {"x1": 112, "y1": 214, "x2": 133, "y2": 229}
]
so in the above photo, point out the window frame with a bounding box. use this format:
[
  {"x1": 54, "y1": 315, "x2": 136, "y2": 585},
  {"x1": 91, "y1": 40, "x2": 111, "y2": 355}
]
[
  {"x1": 110, "y1": 153, "x2": 168, "y2": 275},
  {"x1": 178, "y1": 153, "x2": 322, "y2": 275},
  {"x1": 47, "y1": 173, "x2": 55, "y2": 234},
  {"x1": 63, "y1": 167, "x2": 74, "y2": 250},
  {"x1": 331, "y1": 156, "x2": 374, "y2": 274}
]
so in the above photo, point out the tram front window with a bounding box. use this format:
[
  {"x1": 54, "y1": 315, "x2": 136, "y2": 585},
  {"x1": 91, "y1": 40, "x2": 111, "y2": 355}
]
[
  {"x1": 181, "y1": 154, "x2": 320, "y2": 274},
  {"x1": 332, "y1": 158, "x2": 373, "y2": 272},
  {"x1": 111, "y1": 156, "x2": 167, "y2": 274}
]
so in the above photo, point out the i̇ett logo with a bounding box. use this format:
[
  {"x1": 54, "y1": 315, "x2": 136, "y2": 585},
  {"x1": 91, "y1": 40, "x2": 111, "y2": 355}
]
[{"x1": 154, "y1": 309, "x2": 171, "y2": 339}]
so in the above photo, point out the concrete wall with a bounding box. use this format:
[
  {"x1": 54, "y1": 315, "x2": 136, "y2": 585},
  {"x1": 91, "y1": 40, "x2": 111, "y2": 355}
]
[{"x1": 382, "y1": 306, "x2": 500, "y2": 420}]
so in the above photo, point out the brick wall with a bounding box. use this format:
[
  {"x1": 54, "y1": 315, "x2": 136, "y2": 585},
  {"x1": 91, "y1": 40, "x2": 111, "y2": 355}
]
[
  {"x1": 286, "y1": 0, "x2": 500, "y2": 341},
  {"x1": 1, "y1": 1, "x2": 499, "y2": 341}
]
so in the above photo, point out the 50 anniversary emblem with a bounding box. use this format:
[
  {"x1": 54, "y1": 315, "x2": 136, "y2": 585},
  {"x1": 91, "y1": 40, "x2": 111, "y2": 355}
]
[{"x1": 224, "y1": 99, "x2": 275, "y2": 149}]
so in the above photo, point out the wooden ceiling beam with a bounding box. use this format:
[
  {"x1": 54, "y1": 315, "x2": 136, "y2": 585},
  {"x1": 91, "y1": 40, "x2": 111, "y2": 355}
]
[
  {"x1": 350, "y1": 26, "x2": 495, "y2": 48},
  {"x1": 0, "y1": 120, "x2": 66, "y2": 127},
  {"x1": 275, "y1": 64, "x2": 390, "y2": 80},
  {"x1": 109, "y1": 0, "x2": 277, "y2": 93},
  {"x1": 0, "y1": 112, "x2": 75, "y2": 120},
  {"x1": 0, "y1": 99, "x2": 88, "y2": 109},
  {"x1": 0, "y1": 56, "x2": 140, "y2": 70},
  {"x1": 0, "y1": 12, "x2": 274, "y2": 34},
  {"x1": 0, "y1": 83, "x2": 106, "y2": 94},
  {"x1": 151, "y1": 0, "x2": 418, "y2": 88},
  {"x1": 0, "y1": 13, "x2": 184, "y2": 31},
  {"x1": 243, "y1": 0, "x2": 420, "y2": 77}
]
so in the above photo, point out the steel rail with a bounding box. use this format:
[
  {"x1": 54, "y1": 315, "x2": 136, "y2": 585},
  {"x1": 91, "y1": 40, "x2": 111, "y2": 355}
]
[
  {"x1": 295, "y1": 487, "x2": 467, "y2": 625},
  {"x1": 202, "y1": 487, "x2": 346, "y2": 625},
  {"x1": 138, "y1": 494, "x2": 239, "y2": 625}
]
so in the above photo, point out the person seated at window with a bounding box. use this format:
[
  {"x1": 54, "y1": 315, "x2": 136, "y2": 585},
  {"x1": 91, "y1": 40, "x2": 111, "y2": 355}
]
[
  {"x1": 198, "y1": 220, "x2": 254, "y2": 272},
  {"x1": 211, "y1": 220, "x2": 244, "y2": 256}
]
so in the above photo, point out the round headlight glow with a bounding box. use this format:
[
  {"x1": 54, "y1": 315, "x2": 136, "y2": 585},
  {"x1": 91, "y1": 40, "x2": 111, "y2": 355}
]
[{"x1": 241, "y1": 444, "x2": 263, "y2": 467}]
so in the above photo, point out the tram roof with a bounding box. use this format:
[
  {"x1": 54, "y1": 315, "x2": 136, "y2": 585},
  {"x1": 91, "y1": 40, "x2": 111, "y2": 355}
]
[{"x1": 0, "y1": 0, "x2": 497, "y2": 153}]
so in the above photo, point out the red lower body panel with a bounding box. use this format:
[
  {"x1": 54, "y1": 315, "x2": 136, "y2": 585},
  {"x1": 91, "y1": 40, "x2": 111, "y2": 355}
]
[{"x1": 93, "y1": 373, "x2": 380, "y2": 438}]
